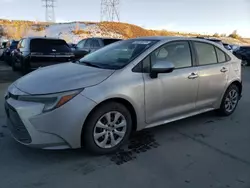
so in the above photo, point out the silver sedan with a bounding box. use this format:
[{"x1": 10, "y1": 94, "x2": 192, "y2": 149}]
[{"x1": 4, "y1": 36, "x2": 242, "y2": 154}]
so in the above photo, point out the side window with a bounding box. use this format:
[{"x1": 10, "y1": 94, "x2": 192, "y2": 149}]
[
  {"x1": 194, "y1": 42, "x2": 217, "y2": 65},
  {"x1": 151, "y1": 41, "x2": 192, "y2": 69},
  {"x1": 17, "y1": 40, "x2": 23, "y2": 49},
  {"x1": 215, "y1": 47, "x2": 227, "y2": 63},
  {"x1": 19, "y1": 39, "x2": 26, "y2": 48},
  {"x1": 84, "y1": 39, "x2": 91, "y2": 48},
  {"x1": 91, "y1": 39, "x2": 100, "y2": 48},
  {"x1": 76, "y1": 40, "x2": 86, "y2": 49}
]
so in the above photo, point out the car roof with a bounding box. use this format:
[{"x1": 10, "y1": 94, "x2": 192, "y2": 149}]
[
  {"x1": 87, "y1": 37, "x2": 122, "y2": 40},
  {"x1": 132, "y1": 36, "x2": 223, "y2": 44},
  {"x1": 134, "y1": 36, "x2": 188, "y2": 41},
  {"x1": 24, "y1": 37, "x2": 66, "y2": 40}
]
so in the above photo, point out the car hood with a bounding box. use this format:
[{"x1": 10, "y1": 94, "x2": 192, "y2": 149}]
[{"x1": 14, "y1": 62, "x2": 115, "y2": 95}]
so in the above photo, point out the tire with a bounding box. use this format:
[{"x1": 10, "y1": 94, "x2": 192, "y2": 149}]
[
  {"x1": 83, "y1": 102, "x2": 132, "y2": 155},
  {"x1": 217, "y1": 84, "x2": 240, "y2": 116},
  {"x1": 12, "y1": 59, "x2": 18, "y2": 71},
  {"x1": 21, "y1": 60, "x2": 30, "y2": 75}
]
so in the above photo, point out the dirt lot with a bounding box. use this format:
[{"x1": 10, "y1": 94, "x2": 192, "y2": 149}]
[{"x1": 0, "y1": 61, "x2": 250, "y2": 188}]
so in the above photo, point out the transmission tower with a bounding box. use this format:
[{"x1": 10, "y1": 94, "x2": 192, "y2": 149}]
[
  {"x1": 100, "y1": 0, "x2": 120, "y2": 22},
  {"x1": 42, "y1": 0, "x2": 56, "y2": 22}
]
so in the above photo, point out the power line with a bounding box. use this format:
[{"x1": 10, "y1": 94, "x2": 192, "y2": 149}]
[
  {"x1": 42, "y1": 0, "x2": 56, "y2": 22},
  {"x1": 100, "y1": 0, "x2": 120, "y2": 22}
]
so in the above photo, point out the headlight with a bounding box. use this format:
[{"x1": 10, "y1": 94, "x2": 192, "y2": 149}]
[{"x1": 18, "y1": 89, "x2": 82, "y2": 112}]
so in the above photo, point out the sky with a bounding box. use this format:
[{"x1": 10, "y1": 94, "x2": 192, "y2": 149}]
[{"x1": 0, "y1": 0, "x2": 250, "y2": 37}]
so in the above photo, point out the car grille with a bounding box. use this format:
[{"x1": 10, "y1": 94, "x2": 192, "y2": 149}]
[{"x1": 5, "y1": 102, "x2": 32, "y2": 144}]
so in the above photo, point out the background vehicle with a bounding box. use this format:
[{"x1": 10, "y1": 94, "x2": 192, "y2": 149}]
[
  {"x1": 233, "y1": 46, "x2": 250, "y2": 66},
  {"x1": 11, "y1": 37, "x2": 75, "y2": 73},
  {"x1": 0, "y1": 41, "x2": 7, "y2": 60},
  {"x1": 5, "y1": 37, "x2": 242, "y2": 154},
  {"x1": 223, "y1": 42, "x2": 233, "y2": 53},
  {"x1": 3, "y1": 39, "x2": 19, "y2": 65},
  {"x1": 230, "y1": 44, "x2": 240, "y2": 51},
  {"x1": 67, "y1": 42, "x2": 76, "y2": 51},
  {"x1": 72, "y1": 37, "x2": 122, "y2": 60}
]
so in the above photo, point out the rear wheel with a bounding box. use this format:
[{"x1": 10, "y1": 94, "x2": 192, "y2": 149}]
[
  {"x1": 83, "y1": 102, "x2": 132, "y2": 154},
  {"x1": 21, "y1": 60, "x2": 30, "y2": 75},
  {"x1": 217, "y1": 84, "x2": 240, "y2": 116}
]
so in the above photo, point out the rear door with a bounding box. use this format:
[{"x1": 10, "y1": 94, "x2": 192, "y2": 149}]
[
  {"x1": 90, "y1": 39, "x2": 101, "y2": 52},
  {"x1": 193, "y1": 41, "x2": 230, "y2": 110}
]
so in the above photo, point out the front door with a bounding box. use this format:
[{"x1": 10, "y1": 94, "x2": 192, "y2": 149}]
[
  {"x1": 143, "y1": 41, "x2": 199, "y2": 124},
  {"x1": 192, "y1": 41, "x2": 229, "y2": 110}
]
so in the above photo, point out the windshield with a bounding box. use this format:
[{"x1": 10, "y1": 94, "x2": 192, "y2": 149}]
[
  {"x1": 103, "y1": 39, "x2": 122, "y2": 46},
  {"x1": 30, "y1": 39, "x2": 70, "y2": 52},
  {"x1": 79, "y1": 39, "x2": 158, "y2": 69}
]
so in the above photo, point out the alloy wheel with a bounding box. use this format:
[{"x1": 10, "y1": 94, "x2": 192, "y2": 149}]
[
  {"x1": 224, "y1": 89, "x2": 239, "y2": 113},
  {"x1": 93, "y1": 111, "x2": 127, "y2": 149}
]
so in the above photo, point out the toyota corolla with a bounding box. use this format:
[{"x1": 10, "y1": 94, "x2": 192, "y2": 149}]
[{"x1": 4, "y1": 37, "x2": 242, "y2": 154}]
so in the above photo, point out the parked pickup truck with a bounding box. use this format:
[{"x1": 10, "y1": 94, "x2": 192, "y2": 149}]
[
  {"x1": 11, "y1": 37, "x2": 75, "y2": 74},
  {"x1": 72, "y1": 37, "x2": 122, "y2": 60}
]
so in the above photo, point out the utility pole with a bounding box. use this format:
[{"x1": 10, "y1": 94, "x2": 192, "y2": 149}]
[
  {"x1": 42, "y1": 0, "x2": 56, "y2": 22},
  {"x1": 100, "y1": 0, "x2": 120, "y2": 22}
]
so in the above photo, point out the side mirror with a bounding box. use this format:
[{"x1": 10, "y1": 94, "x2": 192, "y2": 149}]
[{"x1": 150, "y1": 60, "x2": 175, "y2": 78}]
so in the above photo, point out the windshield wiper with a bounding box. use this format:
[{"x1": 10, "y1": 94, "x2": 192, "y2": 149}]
[{"x1": 81, "y1": 61, "x2": 102, "y2": 68}]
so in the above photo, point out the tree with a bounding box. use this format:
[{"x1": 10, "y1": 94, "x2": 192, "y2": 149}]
[
  {"x1": 213, "y1": 33, "x2": 219, "y2": 37},
  {"x1": 228, "y1": 30, "x2": 241, "y2": 39},
  {"x1": 0, "y1": 25, "x2": 4, "y2": 37},
  {"x1": 220, "y1": 33, "x2": 227, "y2": 37}
]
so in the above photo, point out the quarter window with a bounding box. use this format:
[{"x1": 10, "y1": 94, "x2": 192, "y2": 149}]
[
  {"x1": 194, "y1": 42, "x2": 217, "y2": 65},
  {"x1": 151, "y1": 41, "x2": 192, "y2": 69},
  {"x1": 215, "y1": 47, "x2": 226, "y2": 63}
]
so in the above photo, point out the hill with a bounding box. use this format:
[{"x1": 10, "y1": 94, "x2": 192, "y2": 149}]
[{"x1": 0, "y1": 19, "x2": 249, "y2": 45}]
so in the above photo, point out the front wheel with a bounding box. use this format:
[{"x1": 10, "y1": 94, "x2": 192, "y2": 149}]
[
  {"x1": 217, "y1": 85, "x2": 240, "y2": 116},
  {"x1": 83, "y1": 102, "x2": 132, "y2": 155},
  {"x1": 21, "y1": 60, "x2": 30, "y2": 75}
]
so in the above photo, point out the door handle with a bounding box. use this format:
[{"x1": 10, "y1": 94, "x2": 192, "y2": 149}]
[
  {"x1": 220, "y1": 67, "x2": 228, "y2": 73},
  {"x1": 188, "y1": 73, "x2": 198, "y2": 79}
]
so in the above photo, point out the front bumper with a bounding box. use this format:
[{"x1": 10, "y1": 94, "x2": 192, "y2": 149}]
[{"x1": 5, "y1": 93, "x2": 96, "y2": 149}]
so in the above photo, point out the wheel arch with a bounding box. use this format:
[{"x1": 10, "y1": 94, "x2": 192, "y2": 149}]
[
  {"x1": 81, "y1": 97, "x2": 138, "y2": 146},
  {"x1": 229, "y1": 80, "x2": 242, "y2": 96},
  {"x1": 216, "y1": 79, "x2": 242, "y2": 109}
]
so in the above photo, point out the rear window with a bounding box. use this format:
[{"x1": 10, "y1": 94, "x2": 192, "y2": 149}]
[
  {"x1": 103, "y1": 39, "x2": 121, "y2": 46},
  {"x1": 30, "y1": 39, "x2": 70, "y2": 52},
  {"x1": 10, "y1": 41, "x2": 19, "y2": 47}
]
